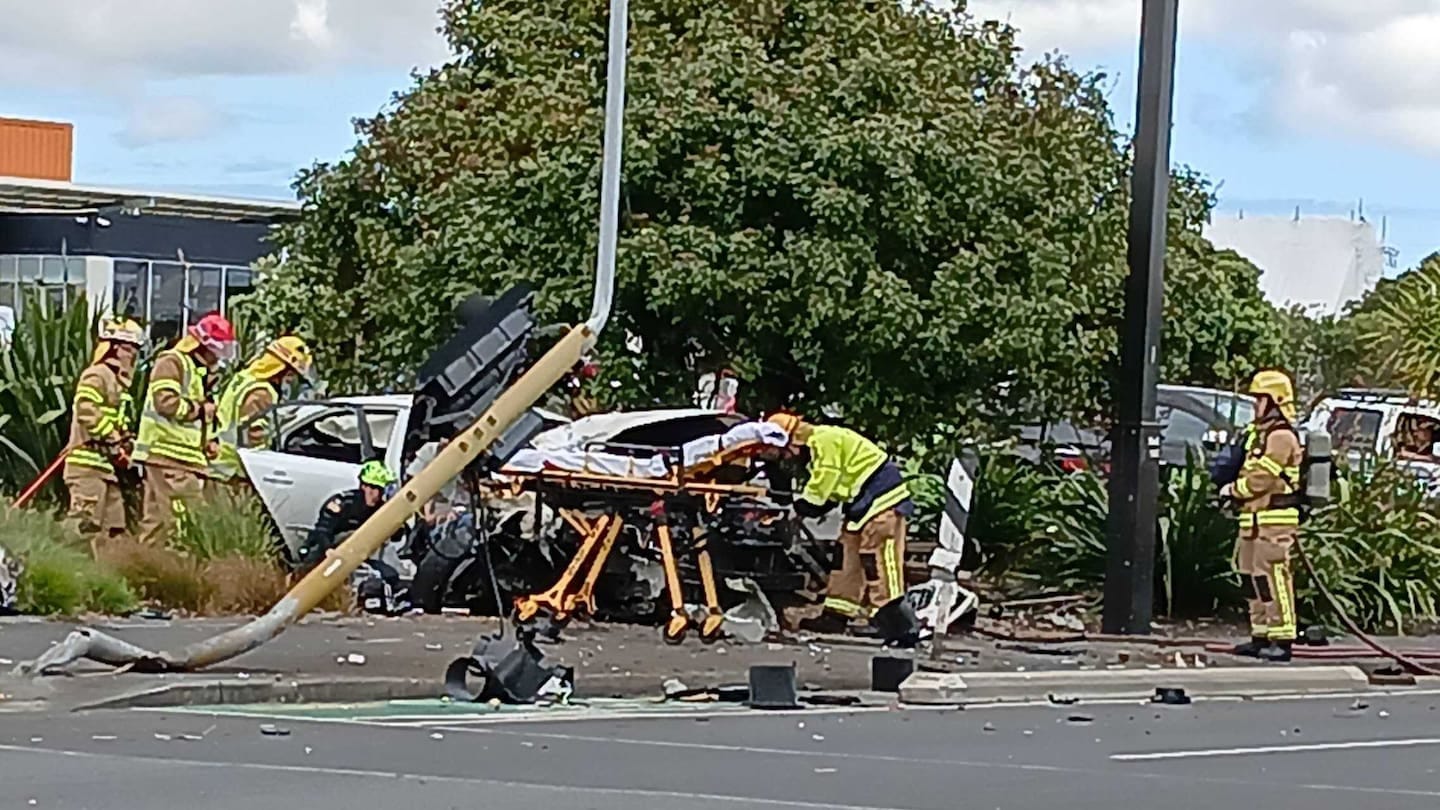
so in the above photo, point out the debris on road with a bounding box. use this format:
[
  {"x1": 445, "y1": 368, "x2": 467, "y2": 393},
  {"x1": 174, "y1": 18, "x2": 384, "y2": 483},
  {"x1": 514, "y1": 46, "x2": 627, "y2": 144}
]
[
  {"x1": 344, "y1": 653, "x2": 367, "y2": 666},
  {"x1": 260, "y1": 724, "x2": 291, "y2": 737}
]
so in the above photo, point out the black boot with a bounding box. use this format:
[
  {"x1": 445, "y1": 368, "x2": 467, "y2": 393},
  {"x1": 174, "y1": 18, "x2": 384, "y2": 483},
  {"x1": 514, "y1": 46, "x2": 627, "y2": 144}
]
[
  {"x1": 1258, "y1": 640, "x2": 1293, "y2": 663},
  {"x1": 1232, "y1": 637, "x2": 1268, "y2": 657},
  {"x1": 798, "y1": 612, "x2": 850, "y2": 635}
]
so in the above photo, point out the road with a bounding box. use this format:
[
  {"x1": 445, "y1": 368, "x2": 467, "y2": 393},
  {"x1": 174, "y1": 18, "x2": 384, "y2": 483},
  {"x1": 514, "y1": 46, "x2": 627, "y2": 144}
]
[{"x1": 3, "y1": 691, "x2": 1440, "y2": 809}]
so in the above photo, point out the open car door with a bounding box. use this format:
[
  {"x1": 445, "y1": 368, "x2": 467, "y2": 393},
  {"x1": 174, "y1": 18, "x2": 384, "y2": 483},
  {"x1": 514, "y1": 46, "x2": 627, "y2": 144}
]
[{"x1": 240, "y1": 402, "x2": 386, "y2": 557}]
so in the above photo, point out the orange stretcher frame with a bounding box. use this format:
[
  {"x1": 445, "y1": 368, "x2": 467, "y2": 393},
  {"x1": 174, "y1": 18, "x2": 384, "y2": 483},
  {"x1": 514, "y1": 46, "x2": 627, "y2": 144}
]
[{"x1": 498, "y1": 438, "x2": 777, "y2": 644}]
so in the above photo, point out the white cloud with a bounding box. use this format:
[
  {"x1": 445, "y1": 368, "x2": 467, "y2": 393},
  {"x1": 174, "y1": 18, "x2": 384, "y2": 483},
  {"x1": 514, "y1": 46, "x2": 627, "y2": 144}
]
[
  {"x1": 961, "y1": 0, "x2": 1440, "y2": 154},
  {"x1": 0, "y1": 0, "x2": 448, "y2": 85},
  {"x1": 113, "y1": 96, "x2": 227, "y2": 147}
]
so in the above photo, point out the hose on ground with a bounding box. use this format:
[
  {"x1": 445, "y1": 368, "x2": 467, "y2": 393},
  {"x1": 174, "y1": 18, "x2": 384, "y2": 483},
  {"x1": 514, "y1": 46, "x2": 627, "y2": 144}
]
[{"x1": 1292, "y1": 534, "x2": 1440, "y2": 677}]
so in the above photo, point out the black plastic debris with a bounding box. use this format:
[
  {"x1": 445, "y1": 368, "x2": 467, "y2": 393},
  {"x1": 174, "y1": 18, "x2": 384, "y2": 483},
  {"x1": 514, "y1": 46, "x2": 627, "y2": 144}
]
[
  {"x1": 445, "y1": 630, "x2": 569, "y2": 704},
  {"x1": 871, "y1": 655, "x2": 915, "y2": 693},
  {"x1": 748, "y1": 664, "x2": 800, "y2": 709},
  {"x1": 871, "y1": 599, "x2": 922, "y2": 649},
  {"x1": 1302, "y1": 625, "x2": 1330, "y2": 647},
  {"x1": 1047, "y1": 693, "x2": 1080, "y2": 706},
  {"x1": 803, "y1": 694, "x2": 862, "y2": 707},
  {"x1": 1152, "y1": 687, "x2": 1191, "y2": 706}
]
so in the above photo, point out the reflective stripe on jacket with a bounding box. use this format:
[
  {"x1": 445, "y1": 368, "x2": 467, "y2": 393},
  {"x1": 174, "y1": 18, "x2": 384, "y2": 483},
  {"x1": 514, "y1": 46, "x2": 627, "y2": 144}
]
[
  {"x1": 801, "y1": 426, "x2": 911, "y2": 529},
  {"x1": 134, "y1": 349, "x2": 209, "y2": 470},
  {"x1": 1235, "y1": 419, "x2": 1303, "y2": 529},
  {"x1": 211, "y1": 370, "x2": 277, "y2": 480},
  {"x1": 66, "y1": 362, "x2": 130, "y2": 476}
]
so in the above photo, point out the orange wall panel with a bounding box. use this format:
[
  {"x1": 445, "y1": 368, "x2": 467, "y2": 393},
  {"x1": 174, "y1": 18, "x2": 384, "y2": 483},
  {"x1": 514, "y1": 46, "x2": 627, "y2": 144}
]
[{"x1": 0, "y1": 117, "x2": 74, "y2": 182}]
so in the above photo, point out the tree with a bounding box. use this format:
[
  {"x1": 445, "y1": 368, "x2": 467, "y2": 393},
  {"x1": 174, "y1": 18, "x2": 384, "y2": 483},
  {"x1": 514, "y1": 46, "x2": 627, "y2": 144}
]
[
  {"x1": 247, "y1": 0, "x2": 1283, "y2": 449},
  {"x1": 1354, "y1": 252, "x2": 1440, "y2": 398}
]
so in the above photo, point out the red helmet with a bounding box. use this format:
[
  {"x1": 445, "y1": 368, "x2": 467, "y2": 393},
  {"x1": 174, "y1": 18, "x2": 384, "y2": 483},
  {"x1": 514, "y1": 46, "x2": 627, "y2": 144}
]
[{"x1": 190, "y1": 312, "x2": 237, "y2": 363}]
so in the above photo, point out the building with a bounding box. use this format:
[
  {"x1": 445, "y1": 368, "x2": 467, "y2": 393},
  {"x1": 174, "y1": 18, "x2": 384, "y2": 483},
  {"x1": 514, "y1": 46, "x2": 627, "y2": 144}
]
[
  {"x1": 1203, "y1": 212, "x2": 1385, "y2": 317},
  {"x1": 0, "y1": 116, "x2": 298, "y2": 341}
]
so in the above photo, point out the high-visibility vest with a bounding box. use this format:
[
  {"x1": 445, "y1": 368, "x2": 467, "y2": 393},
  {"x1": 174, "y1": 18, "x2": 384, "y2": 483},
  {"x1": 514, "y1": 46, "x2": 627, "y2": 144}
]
[
  {"x1": 801, "y1": 426, "x2": 888, "y2": 506},
  {"x1": 1236, "y1": 424, "x2": 1302, "y2": 528},
  {"x1": 67, "y1": 365, "x2": 132, "y2": 475},
  {"x1": 134, "y1": 350, "x2": 208, "y2": 469},
  {"x1": 211, "y1": 370, "x2": 277, "y2": 480}
]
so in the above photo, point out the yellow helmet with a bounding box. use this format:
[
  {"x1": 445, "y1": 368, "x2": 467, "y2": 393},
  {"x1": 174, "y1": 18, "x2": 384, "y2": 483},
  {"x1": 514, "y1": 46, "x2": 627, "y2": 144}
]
[
  {"x1": 98, "y1": 318, "x2": 145, "y2": 347},
  {"x1": 766, "y1": 412, "x2": 802, "y2": 436},
  {"x1": 1248, "y1": 369, "x2": 1297, "y2": 422},
  {"x1": 265, "y1": 336, "x2": 316, "y2": 383},
  {"x1": 93, "y1": 318, "x2": 145, "y2": 364}
]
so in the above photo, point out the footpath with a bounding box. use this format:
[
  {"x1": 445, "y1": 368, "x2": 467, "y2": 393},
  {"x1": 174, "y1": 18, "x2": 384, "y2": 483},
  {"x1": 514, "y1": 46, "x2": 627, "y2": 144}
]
[{"x1": 0, "y1": 613, "x2": 1425, "y2": 713}]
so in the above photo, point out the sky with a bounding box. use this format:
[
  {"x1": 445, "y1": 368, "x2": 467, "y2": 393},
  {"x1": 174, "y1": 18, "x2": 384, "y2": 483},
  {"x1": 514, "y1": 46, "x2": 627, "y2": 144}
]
[{"x1": 1, "y1": 0, "x2": 1437, "y2": 270}]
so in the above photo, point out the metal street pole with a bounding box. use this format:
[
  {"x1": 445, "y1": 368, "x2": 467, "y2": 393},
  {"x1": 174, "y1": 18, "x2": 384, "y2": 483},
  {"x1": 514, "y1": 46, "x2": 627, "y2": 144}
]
[{"x1": 1103, "y1": 0, "x2": 1179, "y2": 635}]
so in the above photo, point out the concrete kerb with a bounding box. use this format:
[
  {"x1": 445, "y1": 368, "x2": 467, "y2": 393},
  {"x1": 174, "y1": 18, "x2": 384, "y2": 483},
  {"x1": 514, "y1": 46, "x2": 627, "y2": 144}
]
[
  {"x1": 899, "y1": 665, "x2": 1372, "y2": 705},
  {"x1": 74, "y1": 677, "x2": 440, "y2": 712}
]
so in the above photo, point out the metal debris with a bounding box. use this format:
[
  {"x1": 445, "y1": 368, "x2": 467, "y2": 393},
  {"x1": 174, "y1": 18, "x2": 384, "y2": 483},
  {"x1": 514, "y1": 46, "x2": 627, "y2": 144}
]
[{"x1": 260, "y1": 725, "x2": 291, "y2": 737}]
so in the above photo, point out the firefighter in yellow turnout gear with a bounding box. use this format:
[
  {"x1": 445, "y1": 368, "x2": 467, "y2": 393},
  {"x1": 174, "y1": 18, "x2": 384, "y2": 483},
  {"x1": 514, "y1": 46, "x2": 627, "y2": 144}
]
[
  {"x1": 63, "y1": 319, "x2": 145, "y2": 552},
  {"x1": 211, "y1": 336, "x2": 316, "y2": 484},
  {"x1": 1225, "y1": 370, "x2": 1304, "y2": 663},
  {"x1": 134, "y1": 313, "x2": 236, "y2": 545},
  {"x1": 767, "y1": 414, "x2": 914, "y2": 632}
]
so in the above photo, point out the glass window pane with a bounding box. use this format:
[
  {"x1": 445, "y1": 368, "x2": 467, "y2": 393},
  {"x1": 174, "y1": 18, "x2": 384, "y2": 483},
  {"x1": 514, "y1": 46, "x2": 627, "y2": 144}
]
[
  {"x1": 150, "y1": 261, "x2": 186, "y2": 343},
  {"x1": 45, "y1": 285, "x2": 66, "y2": 314},
  {"x1": 189, "y1": 265, "x2": 222, "y2": 316},
  {"x1": 113, "y1": 260, "x2": 149, "y2": 320},
  {"x1": 0, "y1": 256, "x2": 15, "y2": 282},
  {"x1": 225, "y1": 267, "x2": 253, "y2": 308},
  {"x1": 42, "y1": 257, "x2": 65, "y2": 284},
  {"x1": 0, "y1": 283, "x2": 14, "y2": 309},
  {"x1": 17, "y1": 256, "x2": 41, "y2": 281},
  {"x1": 66, "y1": 257, "x2": 86, "y2": 285}
]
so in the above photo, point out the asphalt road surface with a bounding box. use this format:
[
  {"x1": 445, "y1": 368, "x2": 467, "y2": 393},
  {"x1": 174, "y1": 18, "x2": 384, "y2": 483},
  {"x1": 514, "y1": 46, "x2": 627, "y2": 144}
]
[{"x1": 3, "y1": 691, "x2": 1440, "y2": 809}]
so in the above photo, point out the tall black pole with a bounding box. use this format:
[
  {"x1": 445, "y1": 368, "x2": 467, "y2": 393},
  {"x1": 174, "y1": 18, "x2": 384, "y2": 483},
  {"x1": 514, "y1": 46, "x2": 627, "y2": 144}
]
[{"x1": 1103, "y1": 0, "x2": 1179, "y2": 635}]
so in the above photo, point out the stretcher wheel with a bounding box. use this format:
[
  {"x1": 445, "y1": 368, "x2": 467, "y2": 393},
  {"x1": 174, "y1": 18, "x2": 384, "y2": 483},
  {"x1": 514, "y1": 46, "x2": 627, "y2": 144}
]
[
  {"x1": 699, "y1": 614, "x2": 726, "y2": 644},
  {"x1": 662, "y1": 614, "x2": 690, "y2": 645}
]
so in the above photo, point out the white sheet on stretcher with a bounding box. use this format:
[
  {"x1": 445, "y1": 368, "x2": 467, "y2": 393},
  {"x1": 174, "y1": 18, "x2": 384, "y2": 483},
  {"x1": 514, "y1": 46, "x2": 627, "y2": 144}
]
[{"x1": 504, "y1": 421, "x2": 789, "y2": 479}]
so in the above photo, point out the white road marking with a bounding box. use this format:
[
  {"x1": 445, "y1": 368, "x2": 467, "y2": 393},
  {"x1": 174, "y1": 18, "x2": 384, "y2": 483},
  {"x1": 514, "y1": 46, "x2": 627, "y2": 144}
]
[
  {"x1": 1114, "y1": 737, "x2": 1440, "y2": 762},
  {"x1": 0, "y1": 744, "x2": 913, "y2": 810}
]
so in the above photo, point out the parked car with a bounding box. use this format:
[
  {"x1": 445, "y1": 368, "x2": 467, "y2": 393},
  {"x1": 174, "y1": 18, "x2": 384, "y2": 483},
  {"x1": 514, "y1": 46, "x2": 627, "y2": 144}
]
[
  {"x1": 1304, "y1": 389, "x2": 1440, "y2": 494},
  {"x1": 1017, "y1": 384, "x2": 1255, "y2": 470}
]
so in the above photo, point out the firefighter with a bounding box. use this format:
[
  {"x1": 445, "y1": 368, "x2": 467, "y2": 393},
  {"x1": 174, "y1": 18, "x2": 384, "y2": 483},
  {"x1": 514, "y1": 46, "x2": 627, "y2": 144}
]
[
  {"x1": 766, "y1": 413, "x2": 914, "y2": 633},
  {"x1": 63, "y1": 318, "x2": 145, "y2": 553},
  {"x1": 211, "y1": 336, "x2": 316, "y2": 485},
  {"x1": 1223, "y1": 369, "x2": 1304, "y2": 662},
  {"x1": 133, "y1": 313, "x2": 237, "y2": 545}
]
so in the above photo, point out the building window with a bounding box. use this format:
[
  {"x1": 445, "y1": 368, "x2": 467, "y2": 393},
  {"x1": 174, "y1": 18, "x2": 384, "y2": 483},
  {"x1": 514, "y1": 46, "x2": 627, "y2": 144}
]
[
  {"x1": 149, "y1": 260, "x2": 186, "y2": 342},
  {"x1": 225, "y1": 267, "x2": 253, "y2": 307},
  {"x1": 113, "y1": 260, "x2": 149, "y2": 320},
  {"x1": 0, "y1": 254, "x2": 86, "y2": 318},
  {"x1": 190, "y1": 265, "x2": 222, "y2": 316}
]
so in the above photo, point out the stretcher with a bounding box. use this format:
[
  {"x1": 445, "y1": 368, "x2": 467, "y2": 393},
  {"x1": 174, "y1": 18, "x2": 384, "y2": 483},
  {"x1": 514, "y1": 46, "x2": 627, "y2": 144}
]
[{"x1": 496, "y1": 421, "x2": 793, "y2": 644}]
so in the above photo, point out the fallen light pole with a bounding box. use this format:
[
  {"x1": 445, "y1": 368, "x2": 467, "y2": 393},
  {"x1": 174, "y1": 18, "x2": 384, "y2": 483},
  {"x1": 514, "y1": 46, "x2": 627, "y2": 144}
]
[
  {"x1": 17, "y1": 0, "x2": 633, "y2": 676},
  {"x1": 1102, "y1": 0, "x2": 1179, "y2": 636}
]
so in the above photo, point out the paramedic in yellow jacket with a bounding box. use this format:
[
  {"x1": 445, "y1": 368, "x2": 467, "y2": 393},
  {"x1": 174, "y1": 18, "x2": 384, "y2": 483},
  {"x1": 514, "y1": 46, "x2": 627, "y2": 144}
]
[
  {"x1": 63, "y1": 318, "x2": 145, "y2": 552},
  {"x1": 1223, "y1": 369, "x2": 1304, "y2": 663},
  {"x1": 767, "y1": 414, "x2": 913, "y2": 632},
  {"x1": 134, "y1": 313, "x2": 237, "y2": 545},
  {"x1": 211, "y1": 336, "x2": 316, "y2": 484}
]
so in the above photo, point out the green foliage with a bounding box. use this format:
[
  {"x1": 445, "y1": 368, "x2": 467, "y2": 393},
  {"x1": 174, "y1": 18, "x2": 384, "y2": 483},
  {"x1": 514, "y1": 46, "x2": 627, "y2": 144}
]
[
  {"x1": 1158, "y1": 451, "x2": 1240, "y2": 617},
  {"x1": 0, "y1": 291, "x2": 97, "y2": 501},
  {"x1": 965, "y1": 454, "x2": 1056, "y2": 576},
  {"x1": 1300, "y1": 463, "x2": 1440, "y2": 633},
  {"x1": 995, "y1": 454, "x2": 1239, "y2": 618},
  {"x1": 172, "y1": 488, "x2": 277, "y2": 562},
  {"x1": 1353, "y1": 253, "x2": 1440, "y2": 399},
  {"x1": 248, "y1": 0, "x2": 1284, "y2": 447},
  {"x1": 1277, "y1": 306, "x2": 1367, "y2": 408},
  {"x1": 0, "y1": 506, "x2": 138, "y2": 616}
]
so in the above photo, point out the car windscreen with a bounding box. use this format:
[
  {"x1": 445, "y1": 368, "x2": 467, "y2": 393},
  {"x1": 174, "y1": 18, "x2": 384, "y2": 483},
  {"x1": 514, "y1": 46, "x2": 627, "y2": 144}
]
[{"x1": 1327, "y1": 408, "x2": 1383, "y2": 454}]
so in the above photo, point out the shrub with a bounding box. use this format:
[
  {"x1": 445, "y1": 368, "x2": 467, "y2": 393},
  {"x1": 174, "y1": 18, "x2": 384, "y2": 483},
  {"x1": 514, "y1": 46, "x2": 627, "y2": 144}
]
[
  {"x1": 1300, "y1": 463, "x2": 1440, "y2": 633},
  {"x1": 965, "y1": 454, "x2": 1059, "y2": 577},
  {"x1": 172, "y1": 487, "x2": 277, "y2": 562},
  {"x1": 99, "y1": 538, "x2": 213, "y2": 614},
  {"x1": 0, "y1": 291, "x2": 97, "y2": 503},
  {"x1": 205, "y1": 555, "x2": 291, "y2": 615},
  {"x1": 0, "y1": 505, "x2": 138, "y2": 616}
]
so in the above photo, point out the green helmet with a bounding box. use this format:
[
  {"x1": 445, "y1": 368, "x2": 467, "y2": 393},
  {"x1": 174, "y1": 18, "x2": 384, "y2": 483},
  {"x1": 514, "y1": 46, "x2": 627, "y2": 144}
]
[{"x1": 358, "y1": 460, "x2": 396, "y2": 489}]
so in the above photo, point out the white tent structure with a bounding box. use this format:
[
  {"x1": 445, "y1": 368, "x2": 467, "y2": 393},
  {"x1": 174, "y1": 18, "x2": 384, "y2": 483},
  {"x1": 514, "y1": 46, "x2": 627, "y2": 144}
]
[{"x1": 1204, "y1": 214, "x2": 1385, "y2": 316}]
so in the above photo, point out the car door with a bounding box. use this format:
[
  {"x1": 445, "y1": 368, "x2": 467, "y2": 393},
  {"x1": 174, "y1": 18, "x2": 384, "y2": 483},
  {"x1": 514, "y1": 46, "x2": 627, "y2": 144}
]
[{"x1": 240, "y1": 403, "x2": 380, "y2": 555}]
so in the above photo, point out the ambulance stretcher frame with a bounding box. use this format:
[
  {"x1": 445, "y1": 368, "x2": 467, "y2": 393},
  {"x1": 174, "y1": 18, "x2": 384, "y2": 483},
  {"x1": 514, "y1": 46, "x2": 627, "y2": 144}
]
[{"x1": 492, "y1": 435, "x2": 787, "y2": 644}]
